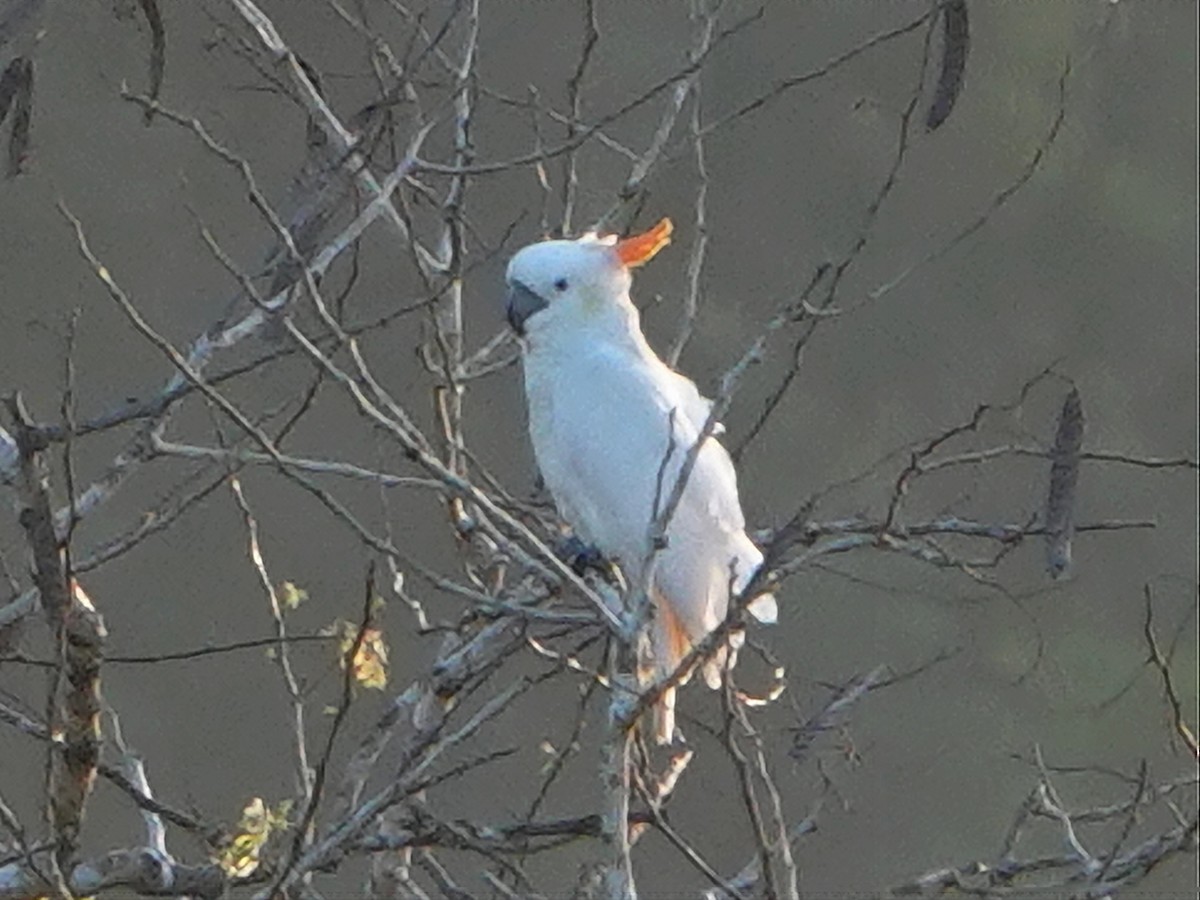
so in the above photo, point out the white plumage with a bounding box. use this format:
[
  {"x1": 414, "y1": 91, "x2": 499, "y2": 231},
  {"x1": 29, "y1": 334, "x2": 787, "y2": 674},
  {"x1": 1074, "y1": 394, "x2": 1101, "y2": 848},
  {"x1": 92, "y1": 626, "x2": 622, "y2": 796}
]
[{"x1": 505, "y1": 219, "x2": 776, "y2": 743}]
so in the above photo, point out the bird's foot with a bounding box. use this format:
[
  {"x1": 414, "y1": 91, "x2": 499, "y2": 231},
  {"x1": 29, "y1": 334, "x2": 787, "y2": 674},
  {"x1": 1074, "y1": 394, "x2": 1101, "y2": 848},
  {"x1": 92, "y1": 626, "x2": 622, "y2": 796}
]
[{"x1": 556, "y1": 535, "x2": 612, "y2": 578}]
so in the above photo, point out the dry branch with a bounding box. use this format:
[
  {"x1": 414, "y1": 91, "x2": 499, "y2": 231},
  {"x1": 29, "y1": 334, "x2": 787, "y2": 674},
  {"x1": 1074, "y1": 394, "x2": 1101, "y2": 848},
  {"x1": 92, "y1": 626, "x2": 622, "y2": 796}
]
[
  {"x1": 0, "y1": 849, "x2": 226, "y2": 900},
  {"x1": 3, "y1": 398, "x2": 106, "y2": 869}
]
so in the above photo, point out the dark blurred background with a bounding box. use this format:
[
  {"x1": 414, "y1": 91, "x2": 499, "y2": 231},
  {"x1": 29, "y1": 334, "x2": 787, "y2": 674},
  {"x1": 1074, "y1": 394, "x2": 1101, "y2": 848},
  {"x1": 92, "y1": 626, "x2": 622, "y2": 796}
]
[{"x1": 2, "y1": 1, "x2": 1196, "y2": 895}]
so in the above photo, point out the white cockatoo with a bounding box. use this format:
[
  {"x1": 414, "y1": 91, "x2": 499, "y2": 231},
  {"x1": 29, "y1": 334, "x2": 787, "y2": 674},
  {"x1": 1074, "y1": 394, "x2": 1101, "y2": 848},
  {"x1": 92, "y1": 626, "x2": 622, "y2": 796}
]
[{"x1": 505, "y1": 218, "x2": 777, "y2": 743}]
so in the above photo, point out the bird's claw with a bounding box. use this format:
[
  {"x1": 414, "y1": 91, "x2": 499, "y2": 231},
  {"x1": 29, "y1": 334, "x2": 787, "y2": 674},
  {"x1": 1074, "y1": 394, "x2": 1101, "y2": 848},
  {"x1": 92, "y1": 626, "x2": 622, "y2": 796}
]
[{"x1": 556, "y1": 535, "x2": 611, "y2": 577}]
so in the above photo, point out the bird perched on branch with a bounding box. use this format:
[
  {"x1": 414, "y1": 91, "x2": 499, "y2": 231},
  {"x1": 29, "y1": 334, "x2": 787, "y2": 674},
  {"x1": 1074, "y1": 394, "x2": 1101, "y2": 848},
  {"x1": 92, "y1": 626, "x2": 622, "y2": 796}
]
[{"x1": 505, "y1": 218, "x2": 776, "y2": 743}]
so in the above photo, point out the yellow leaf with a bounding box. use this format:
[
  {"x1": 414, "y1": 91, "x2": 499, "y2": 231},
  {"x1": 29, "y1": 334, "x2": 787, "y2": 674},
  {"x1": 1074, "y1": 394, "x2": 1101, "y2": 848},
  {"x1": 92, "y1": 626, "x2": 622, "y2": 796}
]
[
  {"x1": 336, "y1": 619, "x2": 389, "y2": 690},
  {"x1": 215, "y1": 797, "x2": 290, "y2": 878},
  {"x1": 279, "y1": 581, "x2": 308, "y2": 610}
]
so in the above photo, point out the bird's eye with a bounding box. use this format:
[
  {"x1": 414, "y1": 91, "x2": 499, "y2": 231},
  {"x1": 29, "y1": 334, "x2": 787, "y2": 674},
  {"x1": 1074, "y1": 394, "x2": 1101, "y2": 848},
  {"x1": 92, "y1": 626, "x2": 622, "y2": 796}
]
[{"x1": 553, "y1": 278, "x2": 569, "y2": 292}]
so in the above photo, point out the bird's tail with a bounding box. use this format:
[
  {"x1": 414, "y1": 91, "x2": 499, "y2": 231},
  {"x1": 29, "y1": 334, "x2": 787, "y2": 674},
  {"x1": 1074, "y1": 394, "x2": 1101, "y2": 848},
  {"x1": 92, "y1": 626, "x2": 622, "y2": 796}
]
[
  {"x1": 653, "y1": 685, "x2": 677, "y2": 747},
  {"x1": 699, "y1": 632, "x2": 744, "y2": 691},
  {"x1": 646, "y1": 546, "x2": 777, "y2": 744},
  {"x1": 648, "y1": 589, "x2": 693, "y2": 744}
]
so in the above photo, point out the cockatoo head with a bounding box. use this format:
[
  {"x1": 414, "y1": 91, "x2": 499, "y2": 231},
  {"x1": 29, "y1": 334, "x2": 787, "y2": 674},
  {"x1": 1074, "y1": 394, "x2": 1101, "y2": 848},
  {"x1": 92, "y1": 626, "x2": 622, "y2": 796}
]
[{"x1": 504, "y1": 218, "x2": 672, "y2": 336}]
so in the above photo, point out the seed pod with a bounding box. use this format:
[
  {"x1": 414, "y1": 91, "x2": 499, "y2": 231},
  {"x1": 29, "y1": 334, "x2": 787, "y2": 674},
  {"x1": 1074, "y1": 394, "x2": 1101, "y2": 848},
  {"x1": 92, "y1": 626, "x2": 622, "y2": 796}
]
[
  {"x1": 1045, "y1": 387, "x2": 1084, "y2": 577},
  {"x1": 927, "y1": 0, "x2": 970, "y2": 131}
]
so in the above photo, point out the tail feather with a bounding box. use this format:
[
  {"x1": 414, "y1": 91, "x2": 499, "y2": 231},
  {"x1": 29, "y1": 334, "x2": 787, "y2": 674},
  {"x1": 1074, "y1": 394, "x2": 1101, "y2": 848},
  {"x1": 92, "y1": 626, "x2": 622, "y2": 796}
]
[
  {"x1": 700, "y1": 629, "x2": 744, "y2": 689},
  {"x1": 649, "y1": 590, "x2": 693, "y2": 744},
  {"x1": 653, "y1": 685, "x2": 677, "y2": 745},
  {"x1": 647, "y1": 543, "x2": 777, "y2": 744}
]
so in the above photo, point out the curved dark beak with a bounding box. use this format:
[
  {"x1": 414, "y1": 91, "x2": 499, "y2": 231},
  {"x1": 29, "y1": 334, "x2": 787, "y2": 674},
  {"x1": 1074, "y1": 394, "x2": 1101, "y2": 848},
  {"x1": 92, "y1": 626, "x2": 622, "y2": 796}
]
[{"x1": 505, "y1": 281, "x2": 548, "y2": 336}]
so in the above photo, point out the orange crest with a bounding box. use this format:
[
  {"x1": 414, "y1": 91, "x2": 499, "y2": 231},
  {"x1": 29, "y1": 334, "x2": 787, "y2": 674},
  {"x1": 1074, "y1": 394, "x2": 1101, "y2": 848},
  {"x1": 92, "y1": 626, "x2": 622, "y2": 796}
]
[{"x1": 614, "y1": 218, "x2": 673, "y2": 268}]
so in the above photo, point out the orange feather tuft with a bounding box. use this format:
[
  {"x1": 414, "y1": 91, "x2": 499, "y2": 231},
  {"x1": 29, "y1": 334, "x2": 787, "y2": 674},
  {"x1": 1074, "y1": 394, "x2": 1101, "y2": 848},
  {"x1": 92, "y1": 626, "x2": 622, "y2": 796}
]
[{"x1": 614, "y1": 218, "x2": 673, "y2": 268}]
